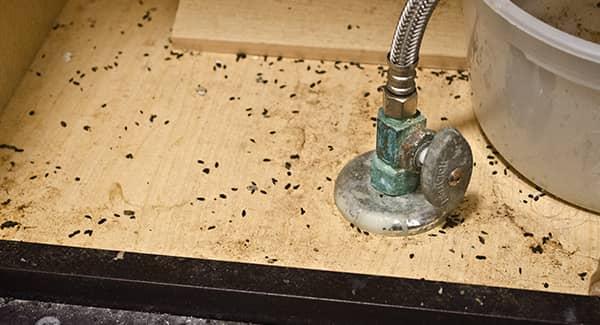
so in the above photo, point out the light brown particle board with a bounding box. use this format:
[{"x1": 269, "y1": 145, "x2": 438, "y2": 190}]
[
  {"x1": 0, "y1": 0, "x2": 67, "y2": 111},
  {"x1": 0, "y1": 0, "x2": 598, "y2": 296},
  {"x1": 171, "y1": 0, "x2": 468, "y2": 69}
]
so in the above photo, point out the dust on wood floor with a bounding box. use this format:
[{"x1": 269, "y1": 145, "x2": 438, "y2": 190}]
[{"x1": 0, "y1": 0, "x2": 598, "y2": 296}]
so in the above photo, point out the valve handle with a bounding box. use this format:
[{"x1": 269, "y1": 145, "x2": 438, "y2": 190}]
[{"x1": 420, "y1": 128, "x2": 473, "y2": 213}]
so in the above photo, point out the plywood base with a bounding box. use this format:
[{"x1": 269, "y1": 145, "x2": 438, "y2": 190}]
[
  {"x1": 0, "y1": 0, "x2": 598, "y2": 296},
  {"x1": 171, "y1": 0, "x2": 468, "y2": 69}
]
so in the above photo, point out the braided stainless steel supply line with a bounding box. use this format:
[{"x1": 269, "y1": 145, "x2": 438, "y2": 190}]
[
  {"x1": 384, "y1": 0, "x2": 439, "y2": 119},
  {"x1": 389, "y1": 0, "x2": 439, "y2": 67}
]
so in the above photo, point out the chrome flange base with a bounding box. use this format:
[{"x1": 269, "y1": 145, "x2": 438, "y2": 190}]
[{"x1": 334, "y1": 151, "x2": 446, "y2": 236}]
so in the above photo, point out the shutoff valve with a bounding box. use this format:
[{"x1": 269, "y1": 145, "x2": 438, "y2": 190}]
[{"x1": 334, "y1": 0, "x2": 473, "y2": 235}]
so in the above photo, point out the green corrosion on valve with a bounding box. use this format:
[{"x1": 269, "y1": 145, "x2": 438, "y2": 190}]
[{"x1": 371, "y1": 108, "x2": 426, "y2": 196}]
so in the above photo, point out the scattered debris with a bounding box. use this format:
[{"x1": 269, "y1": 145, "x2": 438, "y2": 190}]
[
  {"x1": 530, "y1": 244, "x2": 544, "y2": 254},
  {"x1": 63, "y1": 52, "x2": 72, "y2": 62},
  {"x1": 0, "y1": 220, "x2": 20, "y2": 230},
  {"x1": 196, "y1": 84, "x2": 207, "y2": 96},
  {"x1": 113, "y1": 251, "x2": 125, "y2": 261},
  {"x1": 0, "y1": 144, "x2": 24, "y2": 152}
]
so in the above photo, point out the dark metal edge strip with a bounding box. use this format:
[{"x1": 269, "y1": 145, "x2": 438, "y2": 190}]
[{"x1": 0, "y1": 240, "x2": 598, "y2": 324}]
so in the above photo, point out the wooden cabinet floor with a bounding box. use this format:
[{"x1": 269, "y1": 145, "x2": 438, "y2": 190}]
[{"x1": 0, "y1": 0, "x2": 598, "y2": 296}]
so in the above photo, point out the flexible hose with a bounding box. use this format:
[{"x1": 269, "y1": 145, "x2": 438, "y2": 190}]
[
  {"x1": 389, "y1": 0, "x2": 439, "y2": 67},
  {"x1": 389, "y1": 0, "x2": 420, "y2": 65}
]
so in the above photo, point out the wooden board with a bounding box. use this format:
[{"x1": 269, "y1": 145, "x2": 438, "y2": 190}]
[
  {"x1": 171, "y1": 0, "x2": 468, "y2": 69},
  {"x1": 0, "y1": 0, "x2": 67, "y2": 110},
  {"x1": 1, "y1": 0, "x2": 599, "y2": 296}
]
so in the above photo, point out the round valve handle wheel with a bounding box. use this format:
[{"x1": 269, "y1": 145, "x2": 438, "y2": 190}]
[{"x1": 420, "y1": 128, "x2": 473, "y2": 214}]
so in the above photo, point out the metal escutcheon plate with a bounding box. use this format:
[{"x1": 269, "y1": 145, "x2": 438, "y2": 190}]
[
  {"x1": 421, "y1": 128, "x2": 473, "y2": 214},
  {"x1": 334, "y1": 151, "x2": 446, "y2": 236}
]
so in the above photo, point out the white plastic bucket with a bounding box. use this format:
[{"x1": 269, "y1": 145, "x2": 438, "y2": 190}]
[{"x1": 467, "y1": 0, "x2": 600, "y2": 211}]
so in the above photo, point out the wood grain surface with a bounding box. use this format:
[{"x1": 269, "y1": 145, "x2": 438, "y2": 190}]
[{"x1": 171, "y1": 0, "x2": 468, "y2": 69}]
